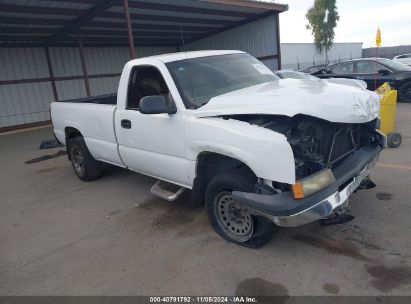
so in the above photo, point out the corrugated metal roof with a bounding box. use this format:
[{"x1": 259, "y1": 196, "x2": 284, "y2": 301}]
[
  {"x1": 135, "y1": 0, "x2": 267, "y2": 14},
  {"x1": 107, "y1": 6, "x2": 245, "y2": 22},
  {"x1": 0, "y1": 12, "x2": 76, "y2": 20},
  {"x1": 93, "y1": 17, "x2": 223, "y2": 28},
  {"x1": 1, "y1": 0, "x2": 93, "y2": 10},
  {"x1": 0, "y1": 0, "x2": 287, "y2": 48}
]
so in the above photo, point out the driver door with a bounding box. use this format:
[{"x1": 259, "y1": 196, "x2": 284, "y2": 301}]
[{"x1": 115, "y1": 65, "x2": 189, "y2": 186}]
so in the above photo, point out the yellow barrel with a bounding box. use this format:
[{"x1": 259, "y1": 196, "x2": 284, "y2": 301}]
[{"x1": 376, "y1": 83, "x2": 402, "y2": 148}]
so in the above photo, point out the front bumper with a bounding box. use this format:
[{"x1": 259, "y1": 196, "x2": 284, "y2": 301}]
[{"x1": 232, "y1": 145, "x2": 382, "y2": 227}]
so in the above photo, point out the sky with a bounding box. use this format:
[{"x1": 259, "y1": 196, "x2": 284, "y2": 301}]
[{"x1": 279, "y1": 0, "x2": 411, "y2": 48}]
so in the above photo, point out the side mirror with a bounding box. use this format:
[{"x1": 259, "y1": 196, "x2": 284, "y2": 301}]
[
  {"x1": 378, "y1": 69, "x2": 390, "y2": 76},
  {"x1": 139, "y1": 96, "x2": 177, "y2": 115},
  {"x1": 325, "y1": 69, "x2": 333, "y2": 75}
]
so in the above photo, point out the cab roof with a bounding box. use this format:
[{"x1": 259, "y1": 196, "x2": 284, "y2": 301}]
[{"x1": 132, "y1": 50, "x2": 245, "y2": 64}]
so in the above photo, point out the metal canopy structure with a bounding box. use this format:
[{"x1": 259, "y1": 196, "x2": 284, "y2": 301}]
[
  {"x1": 0, "y1": 0, "x2": 288, "y2": 50},
  {"x1": 0, "y1": 0, "x2": 288, "y2": 132}
]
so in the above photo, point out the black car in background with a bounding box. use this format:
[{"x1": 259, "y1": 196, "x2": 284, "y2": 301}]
[
  {"x1": 300, "y1": 64, "x2": 329, "y2": 75},
  {"x1": 311, "y1": 58, "x2": 411, "y2": 102}
]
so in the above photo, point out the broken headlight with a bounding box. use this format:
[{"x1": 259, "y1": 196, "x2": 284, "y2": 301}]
[{"x1": 292, "y1": 169, "x2": 336, "y2": 199}]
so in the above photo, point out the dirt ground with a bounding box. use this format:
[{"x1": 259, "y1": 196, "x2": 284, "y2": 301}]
[{"x1": 1, "y1": 104, "x2": 411, "y2": 296}]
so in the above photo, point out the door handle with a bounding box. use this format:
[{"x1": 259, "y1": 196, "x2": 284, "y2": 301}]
[{"x1": 121, "y1": 119, "x2": 131, "y2": 129}]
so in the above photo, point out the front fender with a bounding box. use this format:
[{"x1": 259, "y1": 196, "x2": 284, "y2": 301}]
[
  {"x1": 394, "y1": 71, "x2": 411, "y2": 83},
  {"x1": 186, "y1": 116, "x2": 296, "y2": 184}
]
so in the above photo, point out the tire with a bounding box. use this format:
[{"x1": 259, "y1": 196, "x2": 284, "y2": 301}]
[
  {"x1": 398, "y1": 81, "x2": 411, "y2": 103},
  {"x1": 205, "y1": 171, "x2": 276, "y2": 248},
  {"x1": 387, "y1": 132, "x2": 402, "y2": 148},
  {"x1": 67, "y1": 137, "x2": 103, "y2": 181}
]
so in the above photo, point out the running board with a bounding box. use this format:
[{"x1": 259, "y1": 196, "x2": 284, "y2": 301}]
[{"x1": 151, "y1": 180, "x2": 185, "y2": 201}]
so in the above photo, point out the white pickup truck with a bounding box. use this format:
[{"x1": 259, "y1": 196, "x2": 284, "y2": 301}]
[{"x1": 51, "y1": 50, "x2": 385, "y2": 248}]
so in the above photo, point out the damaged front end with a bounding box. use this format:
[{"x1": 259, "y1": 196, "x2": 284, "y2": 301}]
[{"x1": 230, "y1": 114, "x2": 385, "y2": 227}]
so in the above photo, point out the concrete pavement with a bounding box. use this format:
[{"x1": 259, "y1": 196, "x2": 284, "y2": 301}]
[{"x1": 1, "y1": 104, "x2": 411, "y2": 296}]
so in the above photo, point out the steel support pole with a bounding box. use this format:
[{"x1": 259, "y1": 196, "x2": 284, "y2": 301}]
[
  {"x1": 78, "y1": 35, "x2": 91, "y2": 97},
  {"x1": 44, "y1": 47, "x2": 58, "y2": 101},
  {"x1": 275, "y1": 13, "x2": 282, "y2": 70},
  {"x1": 123, "y1": 0, "x2": 136, "y2": 59}
]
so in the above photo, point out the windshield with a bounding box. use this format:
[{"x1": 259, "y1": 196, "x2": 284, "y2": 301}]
[
  {"x1": 376, "y1": 58, "x2": 411, "y2": 71},
  {"x1": 166, "y1": 53, "x2": 279, "y2": 109}
]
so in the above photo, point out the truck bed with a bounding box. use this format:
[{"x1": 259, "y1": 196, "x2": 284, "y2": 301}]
[
  {"x1": 51, "y1": 94, "x2": 124, "y2": 167},
  {"x1": 57, "y1": 93, "x2": 117, "y2": 105}
]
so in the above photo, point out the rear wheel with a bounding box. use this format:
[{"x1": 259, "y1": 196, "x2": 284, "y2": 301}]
[
  {"x1": 68, "y1": 137, "x2": 103, "y2": 181},
  {"x1": 399, "y1": 81, "x2": 411, "y2": 103},
  {"x1": 206, "y1": 171, "x2": 276, "y2": 248}
]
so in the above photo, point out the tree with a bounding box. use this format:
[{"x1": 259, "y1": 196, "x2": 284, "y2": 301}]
[{"x1": 306, "y1": 0, "x2": 340, "y2": 63}]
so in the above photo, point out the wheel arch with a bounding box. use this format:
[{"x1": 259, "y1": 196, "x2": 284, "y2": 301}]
[
  {"x1": 190, "y1": 151, "x2": 256, "y2": 207},
  {"x1": 65, "y1": 127, "x2": 83, "y2": 160}
]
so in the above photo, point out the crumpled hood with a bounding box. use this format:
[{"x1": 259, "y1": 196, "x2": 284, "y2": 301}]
[{"x1": 193, "y1": 79, "x2": 380, "y2": 123}]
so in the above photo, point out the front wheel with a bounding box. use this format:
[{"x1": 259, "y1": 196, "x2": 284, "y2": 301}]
[{"x1": 206, "y1": 172, "x2": 276, "y2": 248}]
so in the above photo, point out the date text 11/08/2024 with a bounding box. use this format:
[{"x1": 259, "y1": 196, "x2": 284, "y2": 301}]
[{"x1": 149, "y1": 297, "x2": 258, "y2": 303}]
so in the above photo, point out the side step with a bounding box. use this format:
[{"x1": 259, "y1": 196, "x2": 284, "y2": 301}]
[{"x1": 151, "y1": 180, "x2": 185, "y2": 201}]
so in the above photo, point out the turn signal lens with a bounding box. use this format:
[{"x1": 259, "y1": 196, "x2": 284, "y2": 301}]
[
  {"x1": 292, "y1": 182, "x2": 304, "y2": 199},
  {"x1": 292, "y1": 169, "x2": 336, "y2": 199}
]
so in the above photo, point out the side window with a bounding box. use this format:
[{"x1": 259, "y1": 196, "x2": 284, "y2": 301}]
[
  {"x1": 329, "y1": 62, "x2": 354, "y2": 74},
  {"x1": 126, "y1": 66, "x2": 171, "y2": 109},
  {"x1": 356, "y1": 62, "x2": 380, "y2": 74}
]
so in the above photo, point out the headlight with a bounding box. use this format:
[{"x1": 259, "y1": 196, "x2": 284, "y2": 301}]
[{"x1": 292, "y1": 169, "x2": 335, "y2": 199}]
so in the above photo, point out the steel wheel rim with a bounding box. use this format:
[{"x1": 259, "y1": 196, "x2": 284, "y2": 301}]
[
  {"x1": 214, "y1": 191, "x2": 253, "y2": 242},
  {"x1": 71, "y1": 147, "x2": 85, "y2": 175}
]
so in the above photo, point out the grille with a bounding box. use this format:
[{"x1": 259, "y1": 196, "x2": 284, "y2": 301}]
[
  {"x1": 326, "y1": 125, "x2": 360, "y2": 167},
  {"x1": 290, "y1": 120, "x2": 366, "y2": 179}
]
